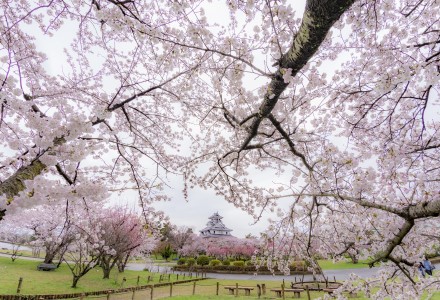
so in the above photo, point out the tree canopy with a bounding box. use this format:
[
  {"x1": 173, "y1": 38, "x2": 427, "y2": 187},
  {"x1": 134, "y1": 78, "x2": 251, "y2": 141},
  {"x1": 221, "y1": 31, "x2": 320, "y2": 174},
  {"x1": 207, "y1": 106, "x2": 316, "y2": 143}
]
[{"x1": 1, "y1": 0, "x2": 439, "y2": 296}]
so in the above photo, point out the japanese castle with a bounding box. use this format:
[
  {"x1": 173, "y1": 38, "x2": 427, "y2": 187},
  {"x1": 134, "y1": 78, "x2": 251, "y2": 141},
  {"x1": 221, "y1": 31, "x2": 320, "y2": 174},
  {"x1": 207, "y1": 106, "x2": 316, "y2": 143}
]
[{"x1": 200, "y1": 212, "x2": 233, "y2": 238}]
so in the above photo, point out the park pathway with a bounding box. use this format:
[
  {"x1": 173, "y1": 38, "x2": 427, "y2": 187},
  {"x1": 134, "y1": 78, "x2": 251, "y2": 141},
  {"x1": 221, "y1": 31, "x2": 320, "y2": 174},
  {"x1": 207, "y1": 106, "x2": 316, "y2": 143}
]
[{"x1": 125, "y1": 262, "x2": 387, "y2": 281}]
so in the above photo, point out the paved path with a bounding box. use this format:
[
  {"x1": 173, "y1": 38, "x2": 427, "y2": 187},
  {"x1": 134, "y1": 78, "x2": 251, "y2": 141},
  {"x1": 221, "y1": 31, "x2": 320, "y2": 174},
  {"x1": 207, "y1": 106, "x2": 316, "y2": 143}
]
[
  {"x1": 0, "y1": 241, "x2": 32, "y2": 251},
  {"x1": 126, "y1": 261, "x2": 440, "y2": 281},
  {"x1": 125, "y1": 262, "x2": 382, "y2": 281}
]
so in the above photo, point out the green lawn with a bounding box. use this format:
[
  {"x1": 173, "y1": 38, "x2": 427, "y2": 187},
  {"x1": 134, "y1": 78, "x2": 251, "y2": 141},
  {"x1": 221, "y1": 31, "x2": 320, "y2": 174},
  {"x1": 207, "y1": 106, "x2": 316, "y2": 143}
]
[
  {"x1": 318, "y1": 259, "x2": 371, "y2": 270},
  {"x1": 0, "y1": 256, "x2": 170, "y2": 295},
  {"x1": 0, "y1": 249, "x2": 40, "y2": 258}
]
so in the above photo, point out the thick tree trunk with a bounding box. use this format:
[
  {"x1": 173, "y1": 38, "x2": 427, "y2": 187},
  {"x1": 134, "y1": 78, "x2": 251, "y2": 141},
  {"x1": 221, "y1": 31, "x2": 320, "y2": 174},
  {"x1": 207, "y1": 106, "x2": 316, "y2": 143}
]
[
  {"x1": 117, "y1": 262, "x2": 124, "y2": 273},
  {"x1": 71, "y1": 275, "x2": 81, "y2": 288},
  {"x1": 0, "y1": 159, "x2": 46, "y2": 220},
  {"x1": 102, "y1": 267, "x2": 111, "y2": 279},
  {"x1": 239, "y1": 0, "x2": 356, "y2": 151},
  {"x1": 117, "y1": 254, "x2": 130, "y2": 273},
  {"x1": 349, "y1": 253, "x2": 359, "y2": 264},
  {"x1": 44, "y1": 252, "x2": 56, "y2": 264},
  {"x1": 0, "y1": 159, "x2": 46, "y2": 199},
  {"x1": 101, "y1": 257, "x2": 111, "y2": 279},
  {"x1": 101, "y1": 256, "x2": 117, "y2": 279}
]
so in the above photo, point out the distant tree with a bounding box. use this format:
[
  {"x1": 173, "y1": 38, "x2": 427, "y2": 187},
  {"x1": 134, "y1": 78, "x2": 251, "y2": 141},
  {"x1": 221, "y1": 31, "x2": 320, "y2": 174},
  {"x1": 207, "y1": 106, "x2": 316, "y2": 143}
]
[
  {"x1": 180, "y1": 236, "x2": 259, "y2": 261},
  {"x1": 169, "y1": 226, "x2": 195, "y2": 256},
  {"x1": 179, "y1": 235, "x2": 206, "y2": 257},
  {"x1": 117, "y1": 235, "x2": 157, "y2": 272},
  {"x1": 1, "y1": 203, "x2": 77, "y2": 265},
  {"x1": 231, "y1": 238, "x2": 259, "y2": 260},
  {"x1": 158, "y1": 222, "x2": 174, "y2": 242},
  {"x1": 203, "y1": 237, "x2": 234, "y2": 259},
  {"x1": 26, "y1": 204, "x2": 74, "y2": 264},
  {"x1": 63, "y1": 216, "x2": 103, "y2": 287},
  {"x1": 158, "y1": 243, "x2": 174, "y2": 262},
  {"x1": 0, "y1": 223, "x2": 30, "y2": 262}
]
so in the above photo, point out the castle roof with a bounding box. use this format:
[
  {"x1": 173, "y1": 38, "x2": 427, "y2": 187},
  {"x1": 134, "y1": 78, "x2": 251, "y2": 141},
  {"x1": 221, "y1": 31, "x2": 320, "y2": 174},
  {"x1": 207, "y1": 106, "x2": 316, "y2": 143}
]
[{"x1": 200, "y1": 212, "x2": 233, "y2": 238}]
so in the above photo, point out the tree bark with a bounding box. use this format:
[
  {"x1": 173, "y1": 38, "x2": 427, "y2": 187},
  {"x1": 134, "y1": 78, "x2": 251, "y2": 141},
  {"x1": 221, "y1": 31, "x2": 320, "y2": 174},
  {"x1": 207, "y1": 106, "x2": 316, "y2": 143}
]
[
  {"x1": 102, "y1": 267, "x2": 111, "y2": 279},
  {"x1": 0, "y1": 159, "x2": 46, "y2": 220},
  {"x1": 44, "y1": 252, "x2": 55, "y2": 264},
  {"x1": 238, "y1": 0, "x2": 356, "y2": 151},
  {"x1": 71, "y1": 275, "x2": 81, "y2": 288}
]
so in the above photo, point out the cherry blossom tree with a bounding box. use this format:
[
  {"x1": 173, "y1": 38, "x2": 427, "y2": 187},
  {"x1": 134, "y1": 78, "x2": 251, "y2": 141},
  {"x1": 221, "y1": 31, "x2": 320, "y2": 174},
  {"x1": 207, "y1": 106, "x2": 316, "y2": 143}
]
[
  {"x1": 182, "y1": 1, "x2": 440, "y2": 296},
  {"x1": 62, "y1": 203, "x2": 109, "y2": 288},
  {"x1": 179, "y1": 234, "x2": 206, "y2": 258},
  {"x1": 231, "y1": 237, "x2": 259, "y2": 260},
  {"x1": 168, "y1": 226, "x2": 195, "y2": 256},
  {"x1": 1, "y1": 0, "x2": 439, "y2": 297},
  {"x1": 0, "y1": 222, "x2": 30, "y2": 262},
  {"x1": 179, "y1": 236, "x2": 259, "y2": 261},
  {"x1": 3, "y1": 203, "x2": 76, "y2": 265},
  {"x1": 64, "y1": 231, "x2": 103, "y2": 288},
  {"x1": 116, "y1": 235, "x2": 157, "y2": 273},
  {"x1": 203, "y1": 237, "x2": 234, "y2": 258},
  {"x1": 98, "y1": 207, "x2": 151, "y2": 279}
]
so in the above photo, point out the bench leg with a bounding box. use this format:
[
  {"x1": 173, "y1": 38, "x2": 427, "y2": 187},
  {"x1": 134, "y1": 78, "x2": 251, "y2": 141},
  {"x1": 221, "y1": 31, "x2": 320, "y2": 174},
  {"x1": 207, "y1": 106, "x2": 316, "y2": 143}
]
[
  {"x1": 228, "y1": 289, "x2": 234, "y2": 295},
  {"x1": 294, "y1": 292, "x2": 301, "y2": 298},
  {"x1": 245, "y1": 290, "x2": 250, "y2": 296}
]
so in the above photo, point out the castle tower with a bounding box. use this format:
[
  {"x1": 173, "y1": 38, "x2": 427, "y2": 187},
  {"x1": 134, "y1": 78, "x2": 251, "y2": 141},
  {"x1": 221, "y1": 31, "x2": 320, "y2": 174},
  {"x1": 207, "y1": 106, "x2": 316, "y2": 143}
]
[{"x1": 200, "y1": 212, "x2": 233, "y2": 238}]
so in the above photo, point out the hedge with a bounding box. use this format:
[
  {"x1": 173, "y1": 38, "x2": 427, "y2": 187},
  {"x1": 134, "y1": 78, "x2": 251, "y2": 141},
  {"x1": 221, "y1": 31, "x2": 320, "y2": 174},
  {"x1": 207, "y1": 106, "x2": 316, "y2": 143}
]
[
  {"x1": 210, "y1": 259, "x2": 221, "y2": 266},
  {"x1": 196, "y1": 255, "x2": 210, "y2": 266},
  {"x1": 173, "y1": 262, "x2": 311, "y2": 274},
  {"x1": 186, "y1": 258, "x2": 196, "y2": 266}
]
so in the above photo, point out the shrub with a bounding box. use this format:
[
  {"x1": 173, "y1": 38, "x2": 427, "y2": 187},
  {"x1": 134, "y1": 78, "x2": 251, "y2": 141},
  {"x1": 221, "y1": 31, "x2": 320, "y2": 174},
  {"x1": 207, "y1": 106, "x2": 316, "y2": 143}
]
[
  {"x1": 245, "y1": 260, "x2": 254, "y2": 266},
  {"x1": 186, "y1": 258, "x2": 196, "y2": 266},
  {"x1": 222, "y1": 259, "x2": 230, "y2": 266},
  {"x1": 177, "y1": 258, "x2": 187, "y2": 265},
  {"x1": 291, "y1": 260, "x2": 306, "y2": 271},
  {"x1": 197, "y1": 255, "x2": 210, "y2": 266},
  {"x1": 231, "y1": 260, "x2": 245, "y2": 267},
  {"x1": 210, "y1": 259, "x2": 221, "y2": 266}
]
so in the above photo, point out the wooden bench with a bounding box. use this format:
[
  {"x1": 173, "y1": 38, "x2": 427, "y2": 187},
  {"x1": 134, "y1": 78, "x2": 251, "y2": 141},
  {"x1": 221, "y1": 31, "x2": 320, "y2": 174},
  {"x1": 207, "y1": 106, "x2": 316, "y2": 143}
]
[
  {"x1": 323, "y1": 288, "x2": 337, "y2": 294},
  {"x1": 271, "y1": 288, "x2": 304, "y2": 298},
  {"x1": 37, "y1": 263, "x2": 57, "y2": 271},
  {"x1": 224, "y1": 285, "x2": 254, "y2": 296}
]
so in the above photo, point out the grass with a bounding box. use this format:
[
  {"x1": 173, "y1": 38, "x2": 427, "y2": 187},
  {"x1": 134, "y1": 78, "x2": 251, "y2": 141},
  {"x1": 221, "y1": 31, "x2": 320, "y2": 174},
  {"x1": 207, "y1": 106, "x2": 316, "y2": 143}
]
[
  {"x1": 0, "y1": 256, "x2": 171, "y2": 295},
  {"x1": 0, "y1": 249, "x2": 39, "y2": 258},
  {"x1": 0, "y1": 257, "x2": 361, "y2": 299},
  {"x1": 318, "y1": 259, "x2": 372, "y2": 270}
]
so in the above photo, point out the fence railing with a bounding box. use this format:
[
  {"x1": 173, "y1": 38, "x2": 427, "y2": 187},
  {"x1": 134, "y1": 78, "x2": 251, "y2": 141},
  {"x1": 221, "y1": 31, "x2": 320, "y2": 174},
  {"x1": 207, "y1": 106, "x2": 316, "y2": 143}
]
[{"x1": 0, "y1": 275, "x2": 208, "y2": 300}]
